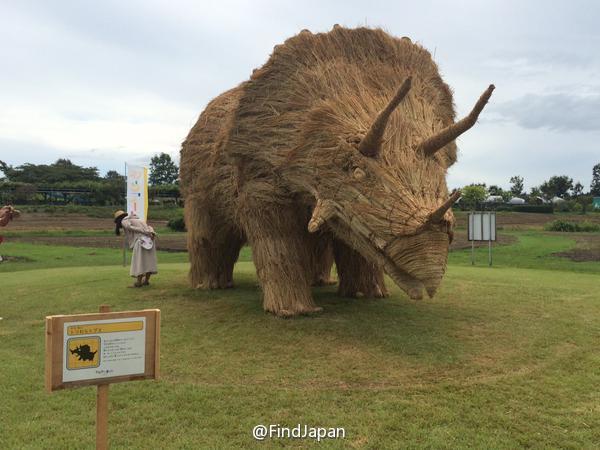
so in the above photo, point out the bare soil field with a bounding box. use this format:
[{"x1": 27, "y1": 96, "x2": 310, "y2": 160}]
[
  {"x1": 6, "y1": 230, "x2": 514, "y2": 252},
  {"x1": 6, "y1": 213, "x2": 167, "y2": 232},
  {"x1": 4, "y1": 212, "x2": 598, "y2": 259},
  {"x1": 552, "y1": 233, "x2": 600, "y2": 262},
  {"x1": 6, "y1": 212, "x2": 515, "y2": 253},
  {"x1": 9, "y1": 234, "x2": 188, "y2": 252},
  {"x1": 454, "y1": 211, "x2": 600, "y2": 230},
  {"x1": 11, "y1": 230, "x2": 515, "y2": 252},
  {"x1": 10, "y1": 211, "x2": 600, "y2": 233}
]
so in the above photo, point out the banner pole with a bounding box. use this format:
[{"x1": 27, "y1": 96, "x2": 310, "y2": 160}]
[
  {"x1": 488, "y1": 212, "x2": 492, "y2": 266},
  {"x1": 123, "y1": 163, "x2": 127, "y2": 267}
]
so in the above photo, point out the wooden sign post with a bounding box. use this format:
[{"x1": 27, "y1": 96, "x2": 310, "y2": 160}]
[
  {"x1": 97, "y1": 305, "x2": 110, "y2": 450},
  {"x1": 45, "y1": 306, "x2": 160, "y2": 449}
]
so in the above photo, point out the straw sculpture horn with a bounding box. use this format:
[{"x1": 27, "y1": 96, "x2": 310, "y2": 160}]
[{"x1": 180, "y1": 27, "x2": 493, "y2": 317}]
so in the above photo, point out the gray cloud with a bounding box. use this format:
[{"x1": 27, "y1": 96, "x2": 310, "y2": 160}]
[
  {"x1": 1, "y1": 0, "x2": 600, "y2": 188},
  {"x1": 494, "y1": 91, "x2": 600, "y2": 131}
]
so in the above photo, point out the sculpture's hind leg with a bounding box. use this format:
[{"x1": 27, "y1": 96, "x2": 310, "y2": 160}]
[
  {"x1": 185, "y1": 199, "x2": 244, "y2": 289},
  {"x1": 242, "y1": 204, "x2": 322, "y2": 317},
  {"x1": 308, "y1": 233, "x2": 335, "y2": 286},
  {"x1": 333, "y1": 239, "x2": 388, "y2": 298}
]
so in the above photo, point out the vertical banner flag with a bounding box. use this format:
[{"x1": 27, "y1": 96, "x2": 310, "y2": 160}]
[{"x1": 126, "y1": 164, "x2": 148, "y2": 221}]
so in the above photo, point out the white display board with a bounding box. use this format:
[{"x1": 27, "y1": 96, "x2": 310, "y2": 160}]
[
  {"x1": 468, "y1": 212, "x2": 496, "y2": 241},
  {"x1": 62, "y1": 317, "x2": 146, "y2": 383},
  {"x1": 126, "y1": 164, "x2": 148, "y2": 221}
]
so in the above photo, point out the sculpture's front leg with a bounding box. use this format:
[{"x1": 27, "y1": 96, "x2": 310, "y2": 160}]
[{"x1": 242, "y1": 204, "x2": 322, "y2": 317}]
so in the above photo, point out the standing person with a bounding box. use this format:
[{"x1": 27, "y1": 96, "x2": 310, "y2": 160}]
[{"x1": 114, "y1": 210, "x2": 158, "y2": 287}]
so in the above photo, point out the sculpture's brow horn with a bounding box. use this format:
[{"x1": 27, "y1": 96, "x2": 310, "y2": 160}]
[
  {"x1": 428, "y1": 190, "x2": 461, "y2": 223},
  {"x1": 358, "y1": 77, "x2": 412, "y2": 158},
  {"x1": 308, "y1": 199, "x2": 336, "y2": 233},
  {"x1": 416, "y1": 84, "x2": 495, "y2": 158}
]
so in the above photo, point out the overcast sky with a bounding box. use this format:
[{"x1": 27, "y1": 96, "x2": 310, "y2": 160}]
[{"x1": 1, "y1": 0, "x2": 599, "y2": 191}]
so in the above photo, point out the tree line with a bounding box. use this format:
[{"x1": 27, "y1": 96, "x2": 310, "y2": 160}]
[
  {"x1": 2, "y1": 155, "x2": 599, "y2": 210},
  {"x1": 460, "y1": 163, "x2": 600, "y2": 211},
  {"x1": 0, "y1": 153, "x2": 180, "y2": 205}
]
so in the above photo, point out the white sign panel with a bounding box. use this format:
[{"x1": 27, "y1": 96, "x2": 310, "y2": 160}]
[
  {"x1": 62, "y1": 317, "x2": 146, "y2": 383},
  {"x1": 126, "y1": 164, "x2": 148, "y2": 221},
  {"x1": 468, "y1": 212, "x2": 496, "y2": 241}
]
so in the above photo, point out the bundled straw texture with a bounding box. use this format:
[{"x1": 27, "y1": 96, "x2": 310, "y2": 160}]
[{"x1": 181, "y1": 26, "x2": 492, "y2": 316}]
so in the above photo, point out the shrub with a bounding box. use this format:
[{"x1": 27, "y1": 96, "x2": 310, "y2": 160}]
[
  {"x1": 511, "y1": 204, "x2": 554, "y2": 213},
  {"x1": 545, "y1": 220, "x2": 600, "y2": 232},
  {"x1": 167, "y1": 216, "x2": 186, "y2": 232},
  {"x1": 578, "y1": 221, "x2": 600, "y2": 232},
  {"x1": 494, "y1": 204, "x2": 512, "y2": 212},
  {"x1": 460, "y1": 184, "x2": 488, "y2": 210},
  {"x1": 554, "y1": 201, "x2": 573, "y2": 212}
]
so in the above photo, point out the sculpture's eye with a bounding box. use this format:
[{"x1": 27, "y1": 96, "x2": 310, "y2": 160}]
[{"x1": 352, "y1": 167, "x2": 366, "y2": 180}]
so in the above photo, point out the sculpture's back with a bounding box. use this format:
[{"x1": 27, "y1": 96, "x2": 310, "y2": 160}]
[{"x1": 228, "y1": 27, "x2": 458, "y2": 169}]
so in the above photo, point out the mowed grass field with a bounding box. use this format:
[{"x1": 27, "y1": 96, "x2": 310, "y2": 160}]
[{"x1": 1, "y1": 215, "x2": 599, "y2": 448}]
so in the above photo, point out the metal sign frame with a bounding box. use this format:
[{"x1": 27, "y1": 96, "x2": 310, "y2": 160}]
[{"x1": 467, "y1": 211, "x2": 497, "y2": 266}]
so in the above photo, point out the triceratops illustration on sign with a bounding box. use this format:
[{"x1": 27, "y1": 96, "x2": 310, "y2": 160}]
[
  {"x1": 180, "y1": 26, "x2": 493, "y2": 317},
  {"x1": 70, "y1": 344, "x2": 97, "y2": 361}
]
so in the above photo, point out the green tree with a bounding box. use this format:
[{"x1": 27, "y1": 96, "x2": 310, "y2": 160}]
[
  {"x1": 488, "y1": 185, "x2": 510, "y2": 202},
  {"x1": 509, "y1": 175, "x2": 524, "y2": 197},
  {"x1": 572, "y1": 181, "x2": 584, "y2": 197},
  {"x1": 488, "y1": 185, "x2": 502, "y2": 196},
  {"x1": 0, "y1": 159, "x2": 99, "y2": 184},
  {"x1": 149, "y1": 153, "x2": 179, "y2": 185},
  {"x1": 527, "y1": 186, "x2": 544, "y2": 203},
  {"x1": 461, "y1": 184, "x2": 488, "y2": 210},
  {"x1": 530, "y1": 186, "x2": 542, "y2": 197},
  {"x1": 540, "y1": 175, "x2": 573, "y2": 199},
  {"x1": 590, "y1": 163, "x2": 600, "y2": 196},
  {"x1": 104, "y1": 170, "x2": 125, "y2": 182}
]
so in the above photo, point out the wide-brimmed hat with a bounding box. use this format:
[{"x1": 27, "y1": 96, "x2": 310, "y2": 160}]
[{"x1": 113, "y1": 210, "x2": 126, "y2": 220}]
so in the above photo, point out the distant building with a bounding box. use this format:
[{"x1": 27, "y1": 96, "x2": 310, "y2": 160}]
[
  {"x1": 508, "y1": 197, "x2": 525, "y2": 205},
  {"x1": 530, "y1": 196, "x2": 547, "y2": 205},
  {"x1": 551, "y1": 196, "x2": 566, "y2": 204},
  {"x1": 593, "y1": 197, "x2": 600, "y2": 209},
  {"x1": 485, "y1": 195, "x2": 504, "y2": 203}
]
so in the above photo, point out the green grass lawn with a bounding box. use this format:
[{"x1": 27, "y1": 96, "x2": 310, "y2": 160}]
[
  {"x1": 0, "y1": 242, "x2": 252, "y2": 273},
  {"x1": 450, "y1": 230, "x2": 600, "y2": 273},
  {"x1": 1, "y1": 233, "x2": 599, "y2": 448}
]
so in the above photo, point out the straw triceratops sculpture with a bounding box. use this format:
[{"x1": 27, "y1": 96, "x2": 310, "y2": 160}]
[{"x1": 180, "y1": 26, "x2": 493, "y2": 317}]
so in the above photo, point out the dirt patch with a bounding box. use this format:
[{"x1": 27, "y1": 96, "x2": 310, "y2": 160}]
[
  {"x1": 13, "y1": 231, "x2": 511, "y2": 254},
  {"x1": 454, "y1": 212, "x2": 600, "y2": 230},
  {"x1": 8, "y1": 224, "x2": 517, "y2": 254},
  {"x1": 10, "y1": 234, "x2": 188, "y2": 252},
  {"x1": 552, "y1": 234, "x2": 600, "y2": 262},
  {"x1": 6, "y1": 213, "x2": 167, "y2": 232}
]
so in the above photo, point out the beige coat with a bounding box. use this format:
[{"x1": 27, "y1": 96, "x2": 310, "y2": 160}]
[{"x1": 122, "y1": 215, "x2": 158, "y2": 277}]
